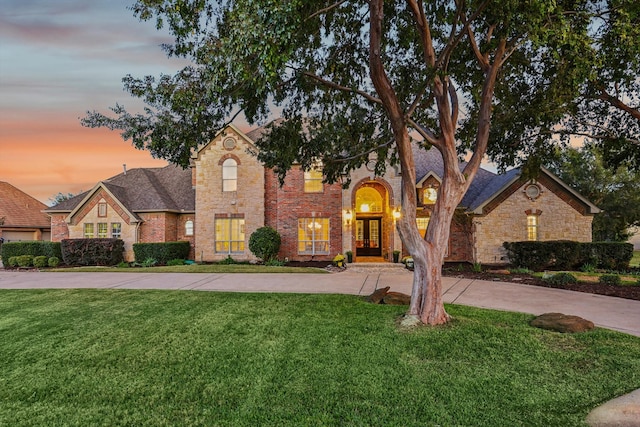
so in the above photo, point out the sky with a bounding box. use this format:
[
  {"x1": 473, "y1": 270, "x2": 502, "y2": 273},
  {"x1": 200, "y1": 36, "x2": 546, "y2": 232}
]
[{"x1": 0, "y1": 1, "x2": 201, "y2": 204}]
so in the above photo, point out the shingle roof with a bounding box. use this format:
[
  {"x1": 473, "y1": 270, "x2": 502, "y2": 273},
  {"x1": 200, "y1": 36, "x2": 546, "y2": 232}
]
[
  {"x1": 0, "y1": 181, "x2": 50, "y2": 228},
  {"x1": 411, "y1": 146, "x2": 518, "y2": 211},
  {"x1": 46, "y1": 165, "x2": 194, "y2": 213}
]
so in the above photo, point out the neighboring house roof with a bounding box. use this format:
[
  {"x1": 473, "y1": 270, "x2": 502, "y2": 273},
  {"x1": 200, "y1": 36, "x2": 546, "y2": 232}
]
[
  {"x1": 0, "y1": 181, "x2": 50, "y2": 228},
  {"x1": 45, "y1": 165, "x2": 195, "y2": 214}
]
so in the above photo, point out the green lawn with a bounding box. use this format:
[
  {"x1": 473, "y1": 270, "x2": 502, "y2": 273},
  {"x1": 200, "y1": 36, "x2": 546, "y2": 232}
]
[
  {"x1": 631, "y1": 250, "x2": 640, "y2": 267},
  {"x1": 1, "y1": 291, "x2": 639, "y2": 426}
]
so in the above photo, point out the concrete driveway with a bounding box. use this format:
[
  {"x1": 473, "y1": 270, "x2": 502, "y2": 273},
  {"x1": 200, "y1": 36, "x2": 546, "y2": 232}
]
[{"x1": 1, "y1": 268, "x2": 639, "y2": 337}]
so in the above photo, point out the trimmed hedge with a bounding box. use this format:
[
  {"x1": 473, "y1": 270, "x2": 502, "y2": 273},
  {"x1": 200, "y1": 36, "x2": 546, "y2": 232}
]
[
  {"x1": 61, "y1": 238, "x2": 124, "y2": 266},
  {"x1": 132, "y1": 241, "x2": 191, "y2": 265},
  {"x1": 1, "y1": 241, "x2": 62, "y2": 261},
  {"x1": 503, "y1": 241, "x2": 633, "y2": 271}
]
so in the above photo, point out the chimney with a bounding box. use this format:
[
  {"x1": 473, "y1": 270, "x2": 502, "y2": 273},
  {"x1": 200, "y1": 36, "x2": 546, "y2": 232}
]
[{"x1": 123, "y1": 164, "x2": 127, "y2": 175}]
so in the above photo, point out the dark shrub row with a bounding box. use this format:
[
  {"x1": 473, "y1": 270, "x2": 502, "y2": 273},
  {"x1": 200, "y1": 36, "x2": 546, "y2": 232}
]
[
  {"x1": 132, "y1": 241, "x2": 191, "y2": 265},
  {"x1": 61, "y1": 238, "x2": 124, "y2": 266},
  {"x1": 1, "y1": 241, "x2": 62, "y2": 261},
  {"x1": 503, "y1": 241, "x2": 634, "y2": 271}
]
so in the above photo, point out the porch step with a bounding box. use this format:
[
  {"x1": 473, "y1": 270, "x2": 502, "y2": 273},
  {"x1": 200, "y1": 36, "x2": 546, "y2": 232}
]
[{"x1": 346, "y1": 262, "x2": 411, "y2": 274}]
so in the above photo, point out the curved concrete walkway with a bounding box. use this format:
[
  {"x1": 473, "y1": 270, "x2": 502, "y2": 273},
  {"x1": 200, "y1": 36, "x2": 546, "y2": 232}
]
[{"x1": 0, "y1": 268, "x2": 639, "y2": 426}]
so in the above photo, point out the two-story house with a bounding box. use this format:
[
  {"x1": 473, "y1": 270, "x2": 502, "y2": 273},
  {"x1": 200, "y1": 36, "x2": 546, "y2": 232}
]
[{"x1": 46, "y1": 123, "x2": 600, "y2": 264}]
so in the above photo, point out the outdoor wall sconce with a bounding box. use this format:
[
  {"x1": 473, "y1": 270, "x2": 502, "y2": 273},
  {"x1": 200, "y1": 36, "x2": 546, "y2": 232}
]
[
  {"x1": 393, "y1": 207, "x2": 402, "y2": 221},
  {"x1": 343, "y1": 209, "x2": 353, "y2": 225}
]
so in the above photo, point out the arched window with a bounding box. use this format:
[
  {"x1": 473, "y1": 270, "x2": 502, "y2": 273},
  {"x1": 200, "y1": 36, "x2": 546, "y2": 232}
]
[
  {"x1": 355, "y1": 187, "x2": 383, "y2": 213},
  {"x1": 222, "y1": 158, "x2": 237, "y2": 192}
]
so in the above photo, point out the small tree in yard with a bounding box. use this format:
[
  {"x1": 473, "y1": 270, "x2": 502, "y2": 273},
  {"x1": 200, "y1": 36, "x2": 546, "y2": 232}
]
[
  {"x1": 83, "y1": 1, "x2": 639, "y2": 326},
  {"x1": 249, "y1": 227, "x2": 281, "y2": 263}
]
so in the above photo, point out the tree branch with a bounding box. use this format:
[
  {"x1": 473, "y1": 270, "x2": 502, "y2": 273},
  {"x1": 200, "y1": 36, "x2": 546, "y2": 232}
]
[
  {"x1": 407, "y1": 118, "x2": 440, "y2": 146},
  {"x1": 599, "y1": 89, "x2": 640, "y2": 121},
  {"x1": 301, "y1": 71, "x2": 383, "y2": 105},
  {"x1": 328, "y1": 139, "x2": 394, "y2": 162},
  {"x1": 307, "y1": 0, "x2": 348, "y2": 20}
]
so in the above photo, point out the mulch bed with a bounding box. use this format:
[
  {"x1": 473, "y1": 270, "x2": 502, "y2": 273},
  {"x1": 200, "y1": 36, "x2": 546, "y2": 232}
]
[{"x1": 443, "y1": 270, "x2": 640, "y2": 301}]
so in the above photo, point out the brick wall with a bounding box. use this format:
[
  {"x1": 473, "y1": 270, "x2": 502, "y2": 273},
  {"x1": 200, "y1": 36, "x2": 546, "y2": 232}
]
[{"x1": 266, "y1": 166, "x2": 343, "y2": 261}]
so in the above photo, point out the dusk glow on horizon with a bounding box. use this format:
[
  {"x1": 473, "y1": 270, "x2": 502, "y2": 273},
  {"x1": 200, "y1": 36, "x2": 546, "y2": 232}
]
[{"x1": 0, "y1": 1, "x2": 191, "y2": 204}]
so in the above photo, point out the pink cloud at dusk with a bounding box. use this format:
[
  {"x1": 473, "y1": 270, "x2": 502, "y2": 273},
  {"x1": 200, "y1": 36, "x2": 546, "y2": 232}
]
[{"x1": 0, "y1": 1, "x2": 189, "y2": 204}]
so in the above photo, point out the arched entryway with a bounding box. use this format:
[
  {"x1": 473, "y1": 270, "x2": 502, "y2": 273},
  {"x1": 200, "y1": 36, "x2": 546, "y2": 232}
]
[{"x1": 351, "y1": 180, "x2": 396, "y2": 261}]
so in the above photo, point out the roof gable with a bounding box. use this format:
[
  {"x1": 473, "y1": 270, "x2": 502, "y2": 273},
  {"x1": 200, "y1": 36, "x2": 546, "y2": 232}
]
[
  {"x1": 45, "y1": 165, "x2": 195, "y2": 215},
  {"x1": 0, "y1": 181, "x2": 50, "y2": 228}
]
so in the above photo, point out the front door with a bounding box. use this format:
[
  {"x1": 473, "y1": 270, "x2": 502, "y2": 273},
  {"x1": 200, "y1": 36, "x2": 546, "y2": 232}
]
[{"x1": 356, "y1": 218, "x2": 382, "y2": 257}]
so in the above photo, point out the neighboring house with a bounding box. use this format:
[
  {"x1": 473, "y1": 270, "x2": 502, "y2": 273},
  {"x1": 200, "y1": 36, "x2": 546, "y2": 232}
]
[
  {"x1": 45, "y1": 124, "x2": 600, "y2": 264},
  {"x1": 0, "y1": 181, "x2": 51, "y2": 243},
  {"x1": 629, "y1": 228, "x2": 640, "y2": 251}
]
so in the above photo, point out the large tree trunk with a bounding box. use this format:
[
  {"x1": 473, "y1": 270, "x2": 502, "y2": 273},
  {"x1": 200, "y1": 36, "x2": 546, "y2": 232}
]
[{"x1": 369, "y1": 0, "x2": 500, "y2": 326}]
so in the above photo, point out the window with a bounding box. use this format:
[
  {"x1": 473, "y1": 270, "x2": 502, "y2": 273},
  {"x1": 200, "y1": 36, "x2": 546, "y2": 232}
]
[
  {"x1": 222, "y1": 158, "x2": 237, "y2": 192},
  {"x1": 527, "y1": 215, "x2": 538, "y2": 241},
  {"x1": 111, "y1": 223, "x2": 121, "y2": 239},
  {"x1": 83, "y1": 223, "x2": 94, "y2": 238},
  {"x1": 98, "y1": 202, "x2": 107, "y2": 217},
  {"x1": 304, "y1": 168, "x2": 323, "y2": 193},
  {"x1": 416, "y1": 217, "x2": 430, "y2": 238},
  {"x1": 298, "y1": 218, "x2": 330, "y2": 255},
  {"x1": 355, "y1": 187, "x2": 383, "y2": 213},
  {"x1": 215, "y1": 218, "x2": 245, "y2": 253},
  {"x1": 185, "y1": 220, "x2": 194, "y2": 236},
  {"x1": 423, "y1": 187, "x2": 438, "y2": 204},
  {"x1": 97, "y1": 223, "x2": 108, "y2": 238}
]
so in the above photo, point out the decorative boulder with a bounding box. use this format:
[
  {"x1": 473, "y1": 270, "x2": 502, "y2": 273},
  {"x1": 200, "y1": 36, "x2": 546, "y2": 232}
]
[
  {"x1": 367, "y1": 287, "x2": 390, "y2": 304},
  {"x1": 382, "y1": 292, "x2": 411, "y2": 305},
  {"x1": 530, "y1": 313, "x2": 595, "y2": 333}
]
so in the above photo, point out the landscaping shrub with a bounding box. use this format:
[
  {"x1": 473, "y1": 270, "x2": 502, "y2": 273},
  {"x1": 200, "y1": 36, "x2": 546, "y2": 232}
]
[
  {"x1": 16, "y1": 255, "x2": 34, "y2": 268},
  {"x1": 503, "y1": 241, "x2": 555, "y2": 271},
  {"x1": 1, "y1": 241, "x2": 62, "y2": 261},
  {"x1": 218, "y1": 255, "x2": 237, "y2": 265},
  {"x1": 504, "y1": 241, "x2": 633, "y2": 271},
  {"x1": 599, "y1": 274, "x2": 621, "y2": 286},
  {"x1": 544, "y1": 272, "x2": 577, "y2": 288},
  {"x1": 7, "y1": 256, "x2": 19, "y2": 267},
  {"x1": 61, "y1": 238, "x2": 124, "y2": 266},
  {"x1": 166, "y1": 259, "x2": 186, "y2": 266},
  {"x1": 116, "y1": 261, "x2": 130, "y2": 268},
  {"x1": 48, "y1": 257, "x2": 60, "y2": 268},
  {"x1": 33, "y1": 256, "x2": 48, "y2": 269},
  {"x1": 133, "y1": 241, "x2": 191, "y2": 265},
  {"x1": 140, "y1": 257, "x2": 158, "y2": 268},
  {"x1": 249, "y1": 227, "x2": 281, "y2": 262}
]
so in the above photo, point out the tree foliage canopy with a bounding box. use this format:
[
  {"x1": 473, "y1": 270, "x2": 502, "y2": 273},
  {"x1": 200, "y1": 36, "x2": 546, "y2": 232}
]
[
  {"x1": 547, "y1": 144, "x2": 640, "y2": 242},
  {"x1": 83, "y1": 0, "x2": 638, "y2": 177}
]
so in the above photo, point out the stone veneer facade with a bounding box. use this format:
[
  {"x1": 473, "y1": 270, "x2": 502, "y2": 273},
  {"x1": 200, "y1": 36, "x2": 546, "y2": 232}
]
[
  {"x1": 192, "y1": 127, "x2": 265, "y2": 262},
  {"x1": 473, "y1": 177, "x2": 594, "y2": 264}
]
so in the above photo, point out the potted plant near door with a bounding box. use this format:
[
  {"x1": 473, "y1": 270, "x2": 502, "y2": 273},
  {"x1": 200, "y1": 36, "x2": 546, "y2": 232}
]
[
  {"x1": 393, "y1": 250, "x2": 401, "y2": 263},
  {"x1": 345, "y1": 250, "x2": 353, "y2": 263}
]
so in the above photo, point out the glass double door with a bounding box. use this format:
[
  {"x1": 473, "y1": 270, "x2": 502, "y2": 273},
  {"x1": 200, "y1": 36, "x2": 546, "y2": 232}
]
[{"x1": 355, "y1": 217, "x2": 381, "y2": 257}]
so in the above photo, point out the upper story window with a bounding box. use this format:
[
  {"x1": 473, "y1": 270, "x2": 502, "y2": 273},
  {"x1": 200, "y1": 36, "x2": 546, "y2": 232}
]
[
  {"x1": 222, "y1": 158, "x2": 237, "y2": 192},
  {"x1": 98, "y1": 202, "x2": 107, "y2": 217},
  {"x1": 423, "y1": 187, "x2": 438, "y2": 204},
  {"x1": 304, "y1": 168, "x2": 323, "y2": 193},
  {"x1": 185, "y1": 220, "x2": 194, "y2": 236}
]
